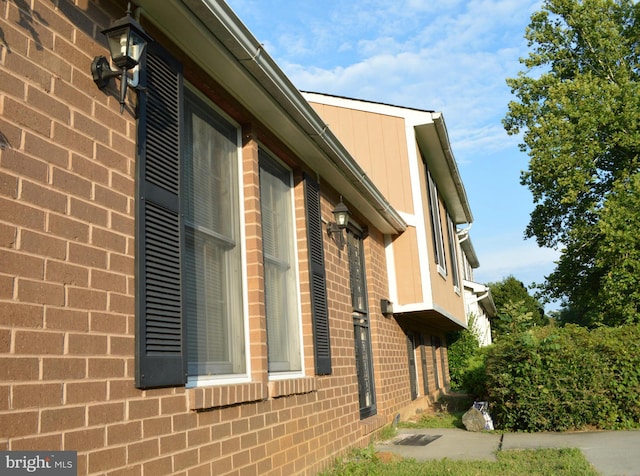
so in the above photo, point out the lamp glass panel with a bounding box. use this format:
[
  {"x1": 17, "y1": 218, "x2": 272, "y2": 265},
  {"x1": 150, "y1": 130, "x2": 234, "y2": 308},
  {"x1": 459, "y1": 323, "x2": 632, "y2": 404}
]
[
  {"x1": 106, "y1": 26, "x2": 130, "y2": 65},
  {"x1": 128, "y1": 29, "x2": 147, "y2": 62},
  {"x1": 335, "y1": 211, "x2": 349, "y2": 227}
]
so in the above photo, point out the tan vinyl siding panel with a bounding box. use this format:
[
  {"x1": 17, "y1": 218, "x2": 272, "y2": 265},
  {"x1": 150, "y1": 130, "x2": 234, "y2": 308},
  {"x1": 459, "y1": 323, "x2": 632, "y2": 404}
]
[
  {"x1": 392, "y1": 227, "x2": 423, "y2": 304},
  {"x1": 308, "y1": 102, "x2": 414, "y2": 214},
  {"x1": 429, "y1": 199, "x2": 466, "y2": 321}
]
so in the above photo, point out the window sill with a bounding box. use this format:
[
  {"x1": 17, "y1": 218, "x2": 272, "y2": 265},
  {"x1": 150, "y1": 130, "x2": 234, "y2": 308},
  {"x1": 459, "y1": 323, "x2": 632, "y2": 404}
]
[
  {"x1": 359, "y1": 414, "x2": 386, "y2": 436},
  {"x1": 188, "y1": 382, "x2": 267, "y2": 411},
  {"x1": 268, "y1": 376, "x2": 317, "y2": 398}
]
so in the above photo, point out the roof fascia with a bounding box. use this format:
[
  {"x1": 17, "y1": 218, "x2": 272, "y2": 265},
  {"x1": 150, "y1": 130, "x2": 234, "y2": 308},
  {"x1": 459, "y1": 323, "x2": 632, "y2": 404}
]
[
  {"x1": 425, "y1": 113, "x2": 473, "y2": 224},
  {"x1": 302, "y1": 92, "x2": 434, "y2": 120}
]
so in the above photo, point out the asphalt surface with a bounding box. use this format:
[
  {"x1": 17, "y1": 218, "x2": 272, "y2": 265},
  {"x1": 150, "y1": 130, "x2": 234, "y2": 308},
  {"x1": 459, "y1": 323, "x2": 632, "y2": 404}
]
[{"x1": 374, "y1": 427, "x2": 640, "y2": 475}]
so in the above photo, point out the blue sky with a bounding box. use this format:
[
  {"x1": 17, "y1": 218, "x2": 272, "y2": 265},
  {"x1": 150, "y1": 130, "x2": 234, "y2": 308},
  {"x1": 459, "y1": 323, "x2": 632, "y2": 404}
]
[{"x1": 225, "y1": 0, "x2": 559, "y2": 296}]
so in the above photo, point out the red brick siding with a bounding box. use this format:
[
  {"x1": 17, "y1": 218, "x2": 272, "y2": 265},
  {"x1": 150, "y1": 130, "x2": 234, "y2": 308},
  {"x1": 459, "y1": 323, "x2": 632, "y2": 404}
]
[{"x1": 0, "y1": 1, "x2": 451, "y2": 474}]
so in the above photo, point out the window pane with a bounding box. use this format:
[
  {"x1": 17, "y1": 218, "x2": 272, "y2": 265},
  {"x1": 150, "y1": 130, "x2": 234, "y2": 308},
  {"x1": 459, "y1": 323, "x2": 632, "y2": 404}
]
[
  {"x1": 259, "y1": 153, "x2": 301, "y2": 372},
  {"x1": 447, "y1": 214, "x2": 460, "y2": 289},
  {"x1": 348, "y1": 232, "x2": 366, "y2": 312},
  {"x1": 183, "y1": 90, "x2": 244, "y2": 377},
  {"x1": 427, "y1": 170, "x2": 447, "y2": 272}
]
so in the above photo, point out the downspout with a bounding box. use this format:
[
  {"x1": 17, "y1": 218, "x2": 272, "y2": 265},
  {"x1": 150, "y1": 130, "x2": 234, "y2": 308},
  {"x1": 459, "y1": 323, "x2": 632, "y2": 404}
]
[
  {"x1": 467, "y1": 290, "x2": 490, "y2": 305},
  {"x1": 457, "y1": 223, "x2": 472, "y2": 243}
]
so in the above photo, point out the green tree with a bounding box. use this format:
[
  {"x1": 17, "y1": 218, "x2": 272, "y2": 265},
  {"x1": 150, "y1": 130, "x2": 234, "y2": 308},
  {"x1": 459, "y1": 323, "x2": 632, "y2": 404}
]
[
  {"x1": 487, "y1": 276, "x2": 546, "y2": 338},
  {"x1": 503, "y1": 0, "x2": 640, "y2": 326}
]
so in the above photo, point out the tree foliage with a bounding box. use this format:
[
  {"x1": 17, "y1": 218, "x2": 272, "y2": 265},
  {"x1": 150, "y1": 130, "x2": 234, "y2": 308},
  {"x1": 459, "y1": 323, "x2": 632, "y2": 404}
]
[
  {"x1": 503, "y1": 0, "x2": 640, "y2": 326},
  {"x1": 487, "y1": 276, "x2": 547, "y2": 338}
]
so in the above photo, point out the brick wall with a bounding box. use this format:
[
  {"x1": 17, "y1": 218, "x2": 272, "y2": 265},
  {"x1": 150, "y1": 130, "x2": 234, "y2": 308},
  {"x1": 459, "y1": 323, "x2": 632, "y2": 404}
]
[{"x1": 0, "y1": 1, "x2": 449, "y2": 474}]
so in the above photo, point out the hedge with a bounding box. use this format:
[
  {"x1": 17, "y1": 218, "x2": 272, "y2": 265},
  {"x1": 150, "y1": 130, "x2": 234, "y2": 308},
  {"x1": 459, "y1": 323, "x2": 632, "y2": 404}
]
[{"x1": 485, "y1": 324, "x2": 640, "y2": 431}]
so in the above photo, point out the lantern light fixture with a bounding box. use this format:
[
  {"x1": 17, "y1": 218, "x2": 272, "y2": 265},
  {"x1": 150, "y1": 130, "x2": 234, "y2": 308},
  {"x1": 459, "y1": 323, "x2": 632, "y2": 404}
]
[
  {"x1": 326, "y1": 198, "x2": 351, "y2": 250},
  {"x1": 91, "y1": 2, "x2": 152, "y2": 113}
]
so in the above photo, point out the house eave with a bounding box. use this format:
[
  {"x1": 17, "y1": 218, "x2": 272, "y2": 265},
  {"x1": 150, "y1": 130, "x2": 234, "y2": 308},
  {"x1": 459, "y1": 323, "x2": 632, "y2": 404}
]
[
  {"x1": 463, "y1": 280, "x2": 498, "y2": 317},
  {"x1": 134, "y1": 0, "x2": 406, "y2": 235},
  {"x1": 459, "y1": 235, "x2": 480, "y2": 268},
  {"x1": 393, "y1": 303, "x2": 467, "y2": 332},
  {"x1": 415, "y1": 114, "x2": 473, "y2": 225}
]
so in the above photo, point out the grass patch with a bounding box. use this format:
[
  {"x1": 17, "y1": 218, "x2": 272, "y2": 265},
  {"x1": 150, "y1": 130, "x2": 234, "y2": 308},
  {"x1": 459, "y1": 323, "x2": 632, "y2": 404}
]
[
  {"x1": 319, "y1": 447, "x2": 599, "y2": 476},
  {"x1": 398, "y1": 410, "x2": 465, "y2": 430},
  {"x1": 376, "y1": 424, "x2": 398, "y2": 441}
]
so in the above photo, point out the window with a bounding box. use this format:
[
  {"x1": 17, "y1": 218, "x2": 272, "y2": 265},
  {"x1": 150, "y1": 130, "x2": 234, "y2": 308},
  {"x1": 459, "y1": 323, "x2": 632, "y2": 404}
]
[
  {"x1": 135, "y1": 42, "x2": 331, "y2": 389},
  {"x1": 259, "y1": 152, "x2": 302, "y2": 373},
  {"x1": 447, "y1": 214, "x2": 460, "y2": 291},
  {"x1": 135, "y1": 43, "x2": 246, "y2": 389},
  {"x1": 427, "y1": 170, "x2": 447, "y2": 275},
  {"x1": 183, "y1": 89, "x2": 245, "y2": 379}
]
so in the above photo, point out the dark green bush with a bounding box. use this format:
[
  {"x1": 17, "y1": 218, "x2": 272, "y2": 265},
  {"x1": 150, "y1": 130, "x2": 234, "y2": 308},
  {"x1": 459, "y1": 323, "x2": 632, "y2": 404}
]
[
  {"x1": 485, "y1": 324, "x2": 640, "y2": 431},
  {"x1": 447, "y1": 315, "x2": 488, "y2": 397}
]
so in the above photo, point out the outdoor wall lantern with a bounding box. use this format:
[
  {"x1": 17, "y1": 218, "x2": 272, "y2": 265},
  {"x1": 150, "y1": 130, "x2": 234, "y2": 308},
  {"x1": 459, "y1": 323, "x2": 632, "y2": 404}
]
[
  {"x1": 91, "y1": 3, "x2": 152, "y2": 113},
  {"x1": 326, "y1": 198, "x2": 351, "y2": 251}
]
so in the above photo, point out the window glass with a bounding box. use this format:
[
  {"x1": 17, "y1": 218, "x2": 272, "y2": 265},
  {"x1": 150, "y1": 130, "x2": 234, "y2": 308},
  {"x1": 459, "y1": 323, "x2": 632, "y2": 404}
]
[
  {"x1": 260, "y1": 152, "x2": 301, "y2": 373},
  {"x1": 183, "y1": 90, "x2": 245, "y2": 377},
  {"x1": 427, "y1": 170, "x2": 447, "y2": 274},
  {"x1": 447, "y1": 214, "x2": 460, "y2": 290}
]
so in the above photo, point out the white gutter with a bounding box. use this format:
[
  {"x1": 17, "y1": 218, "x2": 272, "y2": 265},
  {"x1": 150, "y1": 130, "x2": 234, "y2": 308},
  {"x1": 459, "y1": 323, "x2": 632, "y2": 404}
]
[
  {"x1": 136, "y1": 0, "x2": 406, "y2": 234},
  {"x1": 457, "y1": 223, "x2": 472, "y2": 243},
  {"x1": 432, "y1": 113, "x2": 473, "y2": 224},
  {"x1": 463, "y1": 280, "x2": 497, "y2": 316}
]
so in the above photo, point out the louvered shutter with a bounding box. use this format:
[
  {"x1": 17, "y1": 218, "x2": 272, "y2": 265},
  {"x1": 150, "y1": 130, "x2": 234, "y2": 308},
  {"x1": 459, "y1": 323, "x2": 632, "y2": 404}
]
[
  {"x1": 304, "y1": 174, "x2": 332, "y2": 375},
  {"x1": 135, "y1": 42, "x2": 186, "y2": 388},
  {"x1": 431, "y1": 335, "x2": 440, "y2": 390},
  {"x1": 406, "y1": 333, "x2": 417, "y2": 400},
  {"x1": 419, "y1": 334, "x2": 430, "y2": 394}
]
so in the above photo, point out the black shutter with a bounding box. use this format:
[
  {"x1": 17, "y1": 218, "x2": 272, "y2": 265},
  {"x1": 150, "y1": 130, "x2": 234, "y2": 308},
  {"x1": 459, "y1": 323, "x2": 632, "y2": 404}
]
[
  {"x1": 304, "y1": 174, "x2": 332, "y2": 375},
  {"x1": 419, "y1": 334, "x2": 430, "y2": 395},
  {"x1": 431, "y1": 335, "x2": 440, "y2": 391},
  {"x1": 406, "y1": 333, "x2": 417, "y2": 400},
  {"x1": 135, "y1": 42, "x2": 186, "y2": 388}
]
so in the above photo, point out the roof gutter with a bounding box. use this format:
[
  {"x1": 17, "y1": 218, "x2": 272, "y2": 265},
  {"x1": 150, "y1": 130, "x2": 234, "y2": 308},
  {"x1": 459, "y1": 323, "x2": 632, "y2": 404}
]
[
  {"x1": 139, "y1": 0, "x2": 406, "y2": 234},
  {"x1": 432, "y1": 113, "x2": 473, "y2": 224}
]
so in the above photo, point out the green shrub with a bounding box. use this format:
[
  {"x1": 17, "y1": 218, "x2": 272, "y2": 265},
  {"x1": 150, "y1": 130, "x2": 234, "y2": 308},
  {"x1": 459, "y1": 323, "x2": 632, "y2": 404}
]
[
  {"x1": 459, "y1": 350, "x2": 488, "y2": 398},
  {"x1": 485, "y1": 323, "x2": 640, "y2": 431},
  {"x1": 447, "y1": 314, "x2": 487, "y2": 396}
]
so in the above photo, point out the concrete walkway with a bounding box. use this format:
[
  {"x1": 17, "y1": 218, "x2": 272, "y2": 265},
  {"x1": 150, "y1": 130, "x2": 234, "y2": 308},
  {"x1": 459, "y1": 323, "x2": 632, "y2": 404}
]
[{"x1": 374, "y1": 428, "x2": 640, "y2": 476}]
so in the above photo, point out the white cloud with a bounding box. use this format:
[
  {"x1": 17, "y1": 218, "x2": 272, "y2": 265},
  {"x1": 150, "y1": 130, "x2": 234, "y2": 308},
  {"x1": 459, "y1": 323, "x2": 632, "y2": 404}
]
[
  {"x1": 226, "y1": 0, "x2": 555, "y2": 291},
  {"x1": 473, "y1": 240, "x2": 560, "y2": 286},
  {"x1": 254, "y1": 0, "x2": 540, "y2": 155}
]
